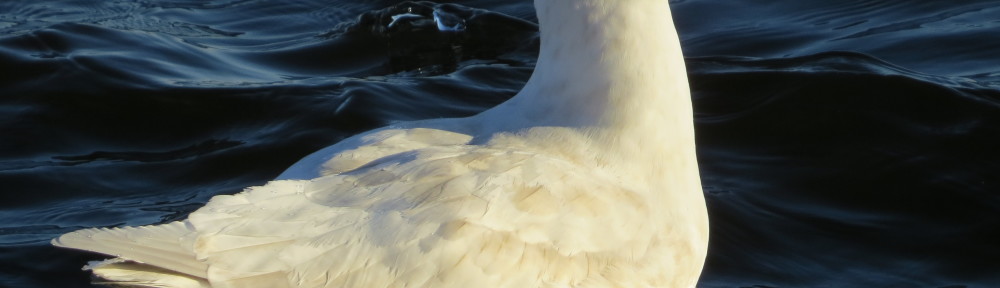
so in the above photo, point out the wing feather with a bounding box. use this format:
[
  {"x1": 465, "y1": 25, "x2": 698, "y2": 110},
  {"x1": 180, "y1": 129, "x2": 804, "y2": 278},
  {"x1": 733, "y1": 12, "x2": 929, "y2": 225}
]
[
  {"x1": 54, "y1": 128, "x2": 661, "y2": 287},
  {"x1": 53, "y1": 221, "x2": 208, "y2": 279}
]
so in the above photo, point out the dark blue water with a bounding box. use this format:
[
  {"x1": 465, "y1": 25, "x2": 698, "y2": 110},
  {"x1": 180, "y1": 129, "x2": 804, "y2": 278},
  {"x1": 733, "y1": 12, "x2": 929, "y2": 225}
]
[{"x1": 1, "y1": 1, "x2": 998, "y2": 287}]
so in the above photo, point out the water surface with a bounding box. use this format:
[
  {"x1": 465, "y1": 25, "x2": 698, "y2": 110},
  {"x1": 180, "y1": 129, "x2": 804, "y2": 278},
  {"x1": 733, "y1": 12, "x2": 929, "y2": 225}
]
[{"x1": 1, "y1": 0, "x2": 998, "y2": 287}]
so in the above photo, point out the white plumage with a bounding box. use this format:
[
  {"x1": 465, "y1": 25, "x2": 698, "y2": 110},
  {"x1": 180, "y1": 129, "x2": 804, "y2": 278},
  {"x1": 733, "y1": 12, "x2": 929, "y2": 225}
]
[{"x1": 53, "y1": 1, "x2": 709, "y2": 287}]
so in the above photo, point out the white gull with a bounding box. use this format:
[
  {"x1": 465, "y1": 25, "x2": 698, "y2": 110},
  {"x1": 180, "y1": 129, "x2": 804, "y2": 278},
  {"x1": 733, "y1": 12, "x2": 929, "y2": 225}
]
[{"x1": 53, "y1": 0, "x2": 709, "y2": 287}]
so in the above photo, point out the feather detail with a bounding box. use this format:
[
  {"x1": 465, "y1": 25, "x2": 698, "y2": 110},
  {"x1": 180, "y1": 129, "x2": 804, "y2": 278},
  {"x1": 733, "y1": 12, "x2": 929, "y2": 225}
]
[{"x1": 53, "y1": 222, "x2": 207, "y2": 279}]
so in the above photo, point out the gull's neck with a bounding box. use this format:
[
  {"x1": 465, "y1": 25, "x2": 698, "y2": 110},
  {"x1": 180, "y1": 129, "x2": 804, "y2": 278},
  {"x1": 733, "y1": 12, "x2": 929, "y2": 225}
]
[
  {"x1": 479, "y1": 0, "x2": 696, "y2": 172},
  {"x1": 472, "y1": 2, "x2": 707, "y2": 284}
]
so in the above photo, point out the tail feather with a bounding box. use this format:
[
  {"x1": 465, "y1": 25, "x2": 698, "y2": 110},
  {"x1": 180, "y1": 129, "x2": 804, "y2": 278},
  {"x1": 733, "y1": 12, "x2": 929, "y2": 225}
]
[
  {"x1": 52, "y1": 221, "x2": 209, "y2": 280},
  {"x1": 86, "y1": 259, "x2": 210, "y2": 288}
]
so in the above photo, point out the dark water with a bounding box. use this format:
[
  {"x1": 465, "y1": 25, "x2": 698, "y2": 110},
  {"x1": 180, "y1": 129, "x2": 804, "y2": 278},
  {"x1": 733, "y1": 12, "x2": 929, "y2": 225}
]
[{"x1": 1, "y1": 0, "x2": 998, "y2": 287}]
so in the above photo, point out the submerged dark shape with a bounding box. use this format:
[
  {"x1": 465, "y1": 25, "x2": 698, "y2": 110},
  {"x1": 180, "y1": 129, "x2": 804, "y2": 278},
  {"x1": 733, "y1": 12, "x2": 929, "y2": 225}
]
[{"x1": 333, "y1": 1, "x2": 538, "y2": 75}]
